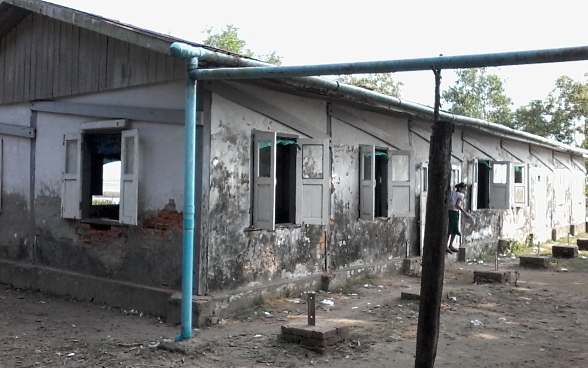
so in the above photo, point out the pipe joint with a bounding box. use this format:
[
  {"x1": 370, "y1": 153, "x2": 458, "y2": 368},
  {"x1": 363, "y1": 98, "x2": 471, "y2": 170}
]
[{"x1": 170, "y1": 42, "x2": 205, "y2": 59}]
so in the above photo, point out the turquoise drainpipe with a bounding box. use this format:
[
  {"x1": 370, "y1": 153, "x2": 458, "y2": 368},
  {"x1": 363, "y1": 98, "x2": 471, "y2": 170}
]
[{"x1": 176, "y1": 56, "x2": 199, "y2": 341}]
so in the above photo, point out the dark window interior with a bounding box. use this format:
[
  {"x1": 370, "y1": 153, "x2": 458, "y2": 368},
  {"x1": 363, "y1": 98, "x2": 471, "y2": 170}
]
[
  {"x1": 374, "y1": 150, "x2": 388, "y2": 217},
  {"x1": 85, "y1": 133, "x2": 121, "y2": 220},
  {"x1": 477, "y1": 161, "x2": 490, "y2": 209},
  {"x1": 275, "y1": 139, "x2": 297, "y2": 224}
]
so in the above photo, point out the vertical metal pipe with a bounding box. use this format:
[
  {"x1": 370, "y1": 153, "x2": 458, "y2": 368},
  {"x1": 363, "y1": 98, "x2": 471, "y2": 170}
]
[{"x1": 177, "y1": 57, "x2": 199, "y2": 341}]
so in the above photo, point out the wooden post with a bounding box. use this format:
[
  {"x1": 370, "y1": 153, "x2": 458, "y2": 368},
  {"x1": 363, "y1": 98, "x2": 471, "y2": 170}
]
[{"x1": 415, "y1": 67, "x2": 453, "y2": 368}]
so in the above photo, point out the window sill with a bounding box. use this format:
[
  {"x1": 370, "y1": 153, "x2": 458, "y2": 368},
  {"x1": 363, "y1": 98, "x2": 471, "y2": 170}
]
[
  {"x1": 79, "y1": 218, "x2": 130, "y2": 227},
  {"x1": 244, "y1": 223, "x2": 302, "y2": 232}
]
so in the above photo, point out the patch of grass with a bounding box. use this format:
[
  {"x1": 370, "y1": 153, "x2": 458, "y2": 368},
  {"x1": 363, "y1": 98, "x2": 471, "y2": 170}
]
[{"x1": 548, "y1": 255, "x2": 588, "y2": 272}]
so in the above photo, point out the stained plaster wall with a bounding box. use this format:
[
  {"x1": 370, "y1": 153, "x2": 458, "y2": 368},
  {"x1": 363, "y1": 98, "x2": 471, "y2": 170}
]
[
  {"x1": 1, "y1": 81, "x2": 190, "y2": 289},
  {"x1": 329, "y1": 107, "x2": 414, "y2": 268},
  {"x1": 0, "y1": 103, "x2": 33, "y2": 261},
  {"x1": 206, "y1": 88, "x2": 327, "y2": 292},
  {"x1": 459, "y1": 131, "x2": 585, "y2": 252}
]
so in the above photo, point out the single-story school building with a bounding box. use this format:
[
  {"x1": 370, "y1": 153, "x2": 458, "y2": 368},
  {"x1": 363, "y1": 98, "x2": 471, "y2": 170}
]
[{"x1": 0, "y1": 0, "x2": 585, "y2": 322}]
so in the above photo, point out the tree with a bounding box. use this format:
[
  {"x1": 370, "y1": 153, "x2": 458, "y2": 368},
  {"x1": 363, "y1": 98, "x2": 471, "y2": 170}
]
[
  {"x1": 442, "y1": 68, "x2": 514, "y2": 127},
  {"x1": 336, "y1": 73, "x2": 403, "y2": 97},
  {"x1": 201, "y1": 24, "x2": 282, "y2": 65},
  {"x1": 514, "y1": 75, "x2": 588, "y2": 145}
]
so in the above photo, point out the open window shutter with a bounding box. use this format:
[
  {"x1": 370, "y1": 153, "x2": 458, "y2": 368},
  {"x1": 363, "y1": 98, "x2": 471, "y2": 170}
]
[
  {"x1": 419, "y1": 162, "x2": 428, "y2": 254},
  {"x1": 62, "y1": 134, "x2": 82, "y2": 219},
  {"x1": 512, "y1": 164, "x2": 528, "y2": 207},
  {"x1": 253, "y1": 131, "x2": 276, "y2": 230},
  {"x1": 388, "y1": 150, "x2": 415, "y2": 217},
  {"x1": 489, "y1": 160, "x2": 510, "y2": 209},
  {"x1": 359, "y1": 145, "x2": 375, "y2": 221},
  {"x1": 470, "y1": 160, "x2": 478, "y2": 211},
  {"x1": 119, "y1": 129, "x2": 139, "y2": 225},
  {"x1": 296, "y1": 138, "x2": 330, "y2": 225}
]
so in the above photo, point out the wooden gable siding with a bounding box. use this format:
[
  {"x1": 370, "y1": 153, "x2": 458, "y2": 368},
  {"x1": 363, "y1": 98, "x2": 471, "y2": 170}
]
[{"x1": 0, "y1": 13, "x2": 185, "y2": 104}]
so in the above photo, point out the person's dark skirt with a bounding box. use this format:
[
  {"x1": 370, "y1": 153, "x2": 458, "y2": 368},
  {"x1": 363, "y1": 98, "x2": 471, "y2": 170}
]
[{"x1": 448, "y1": 210, "x2": 461, "y2": 236}]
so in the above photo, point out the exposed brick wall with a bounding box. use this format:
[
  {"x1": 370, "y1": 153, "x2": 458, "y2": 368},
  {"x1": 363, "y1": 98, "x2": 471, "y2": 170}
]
[
  {"x1": 142, "y1": 199, "x2": 183, "y2": 233},
  {"x1": 75, "y1": 222, "x2": 128, "y2": 248}
]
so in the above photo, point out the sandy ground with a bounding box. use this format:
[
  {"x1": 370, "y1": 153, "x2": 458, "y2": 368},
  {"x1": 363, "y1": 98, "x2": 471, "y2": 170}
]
[{"x1": 2, "y1": 257, "x2": 588, "y2": 368}]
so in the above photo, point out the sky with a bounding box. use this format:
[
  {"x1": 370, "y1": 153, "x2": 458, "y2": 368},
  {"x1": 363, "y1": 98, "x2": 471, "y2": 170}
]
[{"x1": 48, "y1": 0, "x2": 588, "y2": 108}]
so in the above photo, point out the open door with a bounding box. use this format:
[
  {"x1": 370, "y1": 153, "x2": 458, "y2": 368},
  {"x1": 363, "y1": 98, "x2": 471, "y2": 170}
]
[
  {"x1": 489, "y1": 161, "x2": 510, "y2": 209},
  {"x1": 359, "y1": 145, "x2": 375, "y2": 221},
  {"x1": 296, "y1": 138, "x2": 330, "y2": 225},
  {"x1": 62, "y1": 134, "x2": 82, "y2": 219},
  {"x1": 119, "y1": 129, "x2": 139, "y2": 225},
  {"x1": 253, "y1": 131, "x2": 276, "y2": 230}
]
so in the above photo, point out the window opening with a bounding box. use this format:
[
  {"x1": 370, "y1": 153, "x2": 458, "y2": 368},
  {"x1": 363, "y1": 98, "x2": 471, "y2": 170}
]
[
  {"x1": 374, "y1": 149, "x2": 389, "y2": 217},
  {"x1": 275, "y1": 137, "x2": 297, "y2": 224},
  {"x1": 477, "y1": 160, "x2": 491, "y2": 209},
  {"x1": 87, "y1": 133, "x2": 121, "y2": 220}
]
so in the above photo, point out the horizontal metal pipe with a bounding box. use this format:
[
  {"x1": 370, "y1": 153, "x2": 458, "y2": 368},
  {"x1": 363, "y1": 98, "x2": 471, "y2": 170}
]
[
  {"x1": 186, "y1": 46, "x2": 588, "y2": 80},
  {"x1": 169, "y1": 42, "x2": 588, "y2": 157}
]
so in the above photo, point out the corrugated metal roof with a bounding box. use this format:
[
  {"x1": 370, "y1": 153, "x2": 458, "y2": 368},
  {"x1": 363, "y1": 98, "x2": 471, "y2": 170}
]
[{"x1": 1, "y1": 0, "x2": 587, "y2": 157}]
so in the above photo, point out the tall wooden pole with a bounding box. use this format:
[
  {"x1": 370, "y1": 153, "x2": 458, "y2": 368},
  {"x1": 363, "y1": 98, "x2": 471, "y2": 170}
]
[{"x1": 414, "y1": 68, "x2": 454, "y2": 368}]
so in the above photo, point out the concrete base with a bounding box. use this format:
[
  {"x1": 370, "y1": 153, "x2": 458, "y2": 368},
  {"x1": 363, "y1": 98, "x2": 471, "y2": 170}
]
[
  {"x1": 552, "y1": 245, "x2": 578, "y2": 258},
  {"x1": 402, "y1": 257, "x2": 422, "y2": 277},
  {"x1": 280, "y1": 321, "x2": 349, "y2": 353},
  {"x1": 520, "y1": 256, "x2": 550, "y2": 268},
  {"x1": 0, "y1": 258, "x2": 404, "y2": 328},
  {"x1": 576, "y1": 239, "x2": 588, "y2": 251},
  {"x1": 0, "y1": 259, "x2": 174, "y2": 320},
  {"x1": 474, "y1": 270, "x2": 511, "y2": 284}
]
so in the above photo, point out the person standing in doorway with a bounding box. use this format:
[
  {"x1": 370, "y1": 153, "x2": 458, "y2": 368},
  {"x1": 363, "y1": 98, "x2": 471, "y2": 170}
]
[{"x1": 447, "y1": 182, "x2": 471, "y2": 254}]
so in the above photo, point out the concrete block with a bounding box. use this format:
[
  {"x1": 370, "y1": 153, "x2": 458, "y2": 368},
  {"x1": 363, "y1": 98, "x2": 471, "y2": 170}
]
[
  {"x1": 458, "y1": 247, "x2": 466, "y2": 262},
  {"x1": 402, "y1": 257, "x2": 422, "y2": 277},
  {"x1": 577, "y1": 239, "x2": 588, "y2": 251},
  {"x1": 552, "y1": 245, "x2": 578, "y2": 259},
  {"x1": 280, "y1": 321, "x2": 349, "y2": 349},
  {"x1": 166, "y1": 293, "x2": 212, "y2": 327},
  {"x1": 520, "y1": 256, "x2": 550, "y2": 268},
  {"x1": 400, "y1": 292, "x2": 420, "y2": 301},
  {"x1": 474, "y1": 270, "x2": 511, "y2": 284}
]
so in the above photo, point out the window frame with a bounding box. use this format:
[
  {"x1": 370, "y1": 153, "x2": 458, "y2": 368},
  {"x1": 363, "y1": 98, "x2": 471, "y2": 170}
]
[
  {"x1": 359, "y1": 145, "x2": 415, "y2": 220},
  {"x1": 61, "y1": 128, "x2": 139, "y2": 225},
  {"x1": 471, "y1": 159, "x2": 529, "y2": 210},
  {"x1": 252, "y1": 130, "x2": 330, "y2": 230}
]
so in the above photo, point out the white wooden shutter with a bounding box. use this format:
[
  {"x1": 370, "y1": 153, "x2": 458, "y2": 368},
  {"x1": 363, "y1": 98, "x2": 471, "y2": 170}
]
[
  {"x1": 388, "y1": 150, "x2": 415, "y2": 217},
  {"x1": 296, "y1": 138, "x2": 330, "y2": 225},
  {"x1": 359, "y1": 145, "x2": 375, "y2": 221},
  {"x1": 489, "y1": 161, "x2": 510, "y2": 209},
  {"x1": 470, "y1": 160, "x2": 478, "y2": 211},
  {"x1": 419, "y1": 162, "x2": 428, "y2": 254},
  {"x1": 119, "y1": 129, "x2": 139, "y2": 225},
  {"x1": 62, "y1": 134, "x2": 82, "y2": 219},
  {"x1": 512, "y1": 164, "x2": 528, "y2": 207},
  {"x1": 253, "y1": 131, "x2": 276, "y2": 230}
]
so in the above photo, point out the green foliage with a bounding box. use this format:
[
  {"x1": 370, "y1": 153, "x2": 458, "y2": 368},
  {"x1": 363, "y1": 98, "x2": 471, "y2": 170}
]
[
  {"x1": 336, "y1": 73, "x2": 402, "y2": 97},
  {"x1": 202, "y1": 24, "x2": 250, "y2": 55},
  {"x1": 442, "y1": 68, "x2": 514, "y2": 126},
  {"x1": 201, "y1": 24, "x2": 282, "y2": 65},
  {"x1": 513, "y1": 75, "x2": 588, "y2": 145}
]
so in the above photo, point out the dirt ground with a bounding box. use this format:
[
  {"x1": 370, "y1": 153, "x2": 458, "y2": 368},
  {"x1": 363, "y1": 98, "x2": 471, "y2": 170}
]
[{"x1": 2, "y1": 256, "x2": 588, "y2": 368}]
